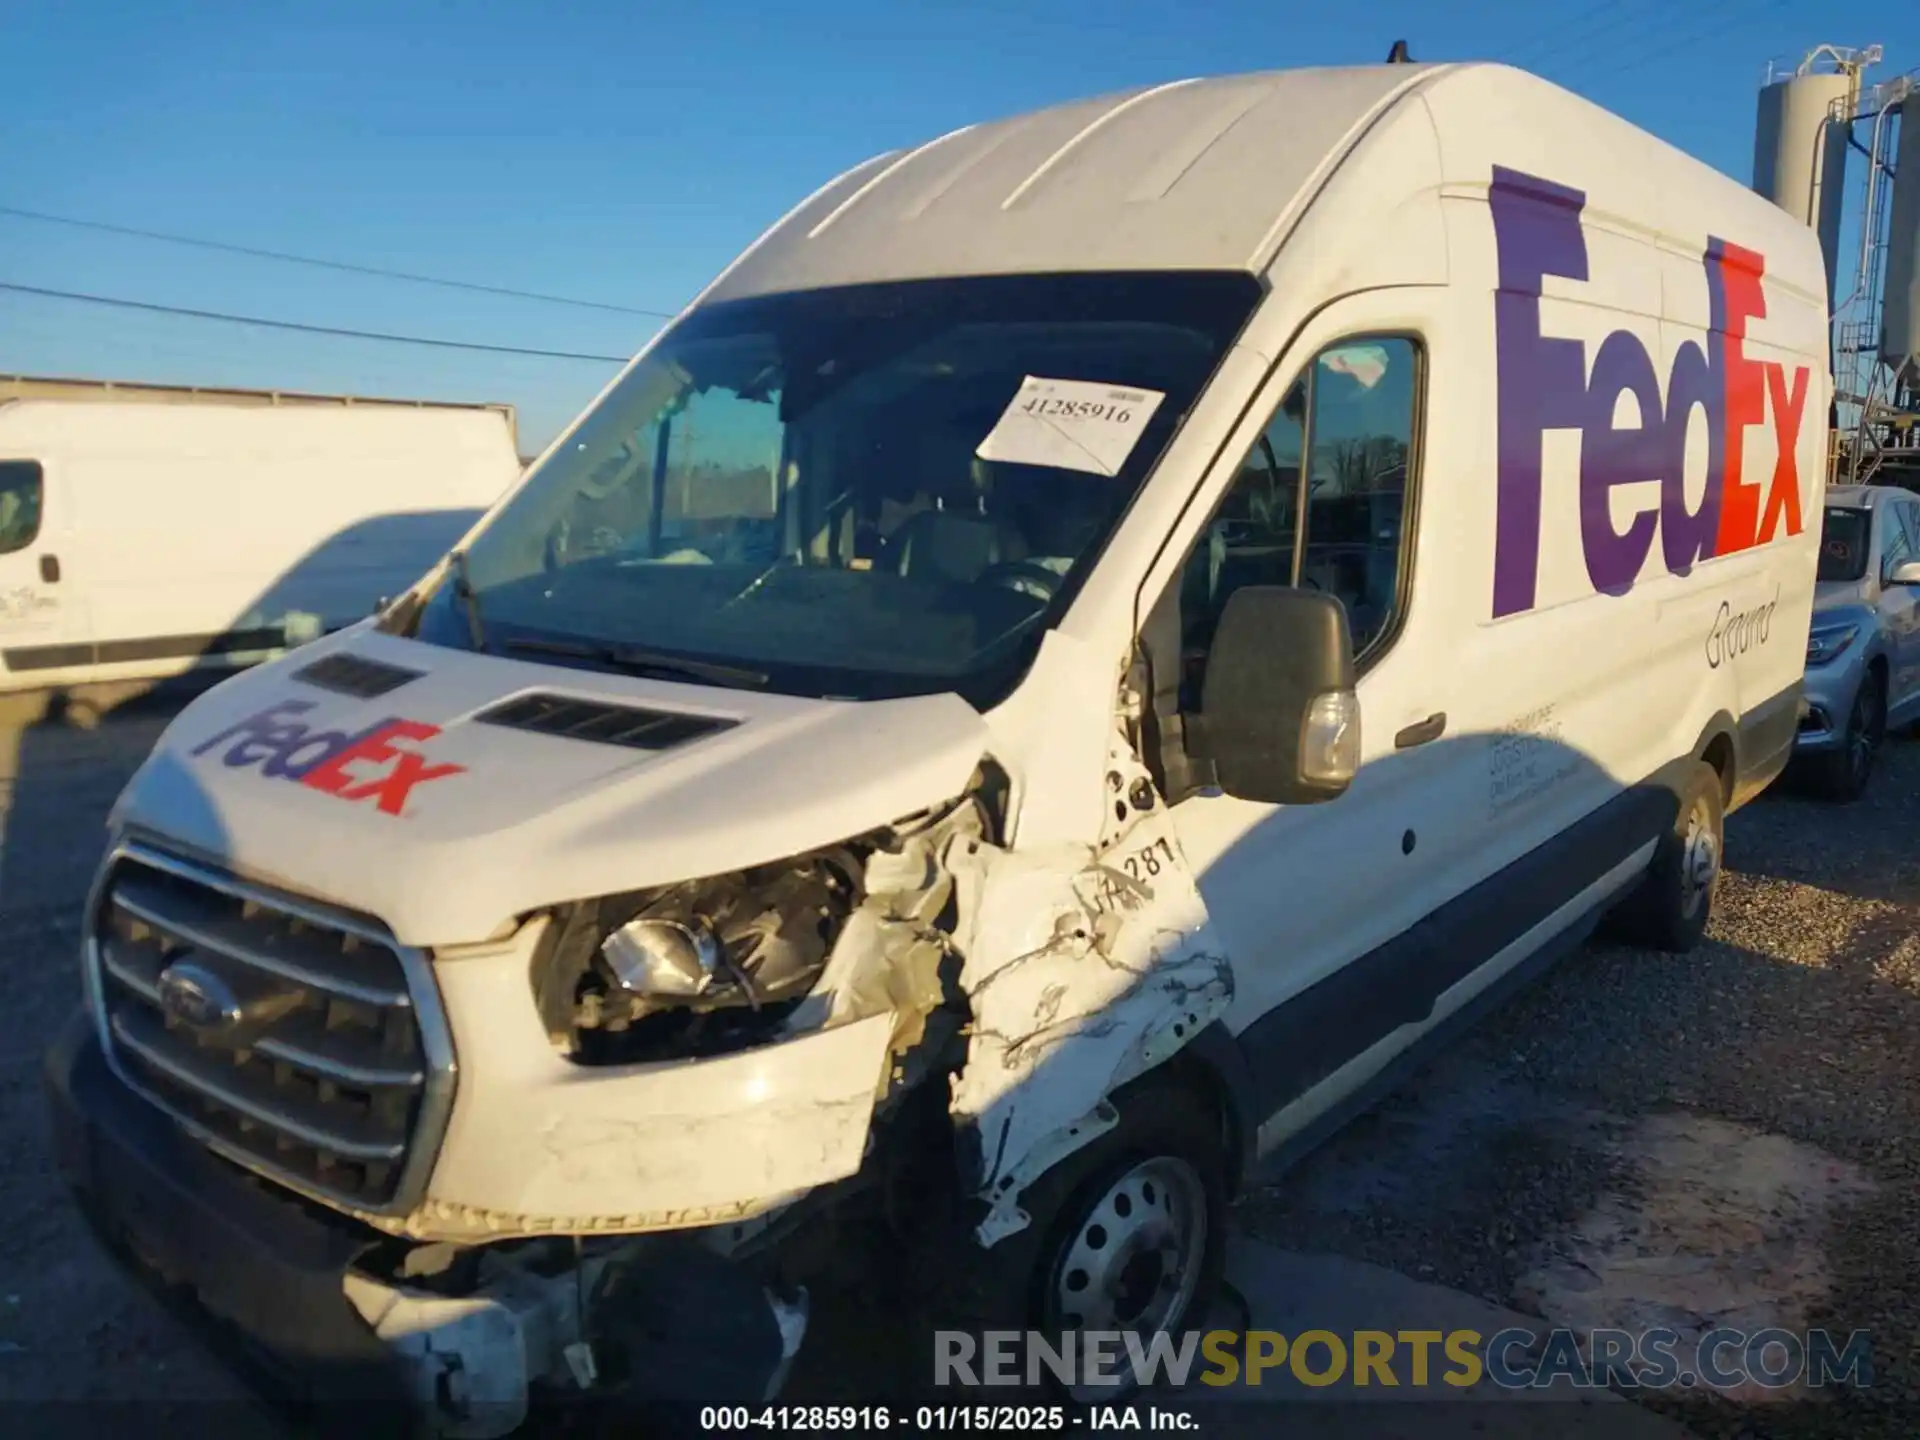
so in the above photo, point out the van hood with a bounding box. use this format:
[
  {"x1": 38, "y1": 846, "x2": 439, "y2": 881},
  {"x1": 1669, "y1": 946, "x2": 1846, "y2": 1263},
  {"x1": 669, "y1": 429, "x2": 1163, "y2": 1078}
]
[
  {"x1": 111, "y1": 629, "x2": 993, "y2": 946},
  {"x1": 1813, "y1": 578, "x2": 1872, "y2": 613}
]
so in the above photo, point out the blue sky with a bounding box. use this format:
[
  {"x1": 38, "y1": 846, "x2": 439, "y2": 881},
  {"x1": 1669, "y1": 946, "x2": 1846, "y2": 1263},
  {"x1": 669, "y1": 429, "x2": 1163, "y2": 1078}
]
[{"x1": 2, "y1": 0, "x2": 1911, "y2": 453}]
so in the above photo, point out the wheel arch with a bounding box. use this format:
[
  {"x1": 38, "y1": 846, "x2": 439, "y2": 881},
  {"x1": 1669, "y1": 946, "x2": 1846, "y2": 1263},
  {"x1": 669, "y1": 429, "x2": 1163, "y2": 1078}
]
[{"x1": 1127, "y1": 1022, "x2": 1260, "y2": 1200}]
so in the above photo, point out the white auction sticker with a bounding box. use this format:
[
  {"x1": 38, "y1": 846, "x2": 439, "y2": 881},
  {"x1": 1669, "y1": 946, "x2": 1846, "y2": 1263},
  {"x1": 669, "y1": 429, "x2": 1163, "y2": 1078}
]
[{"x1": 974, "y1": 376, "x2": 1166, "y2": 477}]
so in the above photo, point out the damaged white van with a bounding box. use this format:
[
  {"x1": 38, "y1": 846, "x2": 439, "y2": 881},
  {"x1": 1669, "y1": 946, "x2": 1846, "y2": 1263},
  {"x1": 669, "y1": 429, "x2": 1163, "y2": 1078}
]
[{"x1": 47, "y1": 57, "x2": 1828, "y2": 1434}]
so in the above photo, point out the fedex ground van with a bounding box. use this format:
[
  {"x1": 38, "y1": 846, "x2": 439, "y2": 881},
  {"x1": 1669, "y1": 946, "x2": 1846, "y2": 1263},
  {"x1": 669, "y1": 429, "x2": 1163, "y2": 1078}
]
[{"x1": 45, "y1": 58, "x2": 1828, "y2": 1432}]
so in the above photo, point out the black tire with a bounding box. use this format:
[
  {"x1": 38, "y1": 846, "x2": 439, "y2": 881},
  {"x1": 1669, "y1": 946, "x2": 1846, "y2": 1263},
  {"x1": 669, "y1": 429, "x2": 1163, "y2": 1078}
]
[
  {"x1": 1606, "y1": 759, "x2": 1724, "y2": 953},
  {"x1": 1809, "y1": 668, "x2": 1886, "y2": 802},
  {"x1": 910, "y1": 1078, "x2": 1229, "y2": 1403}
]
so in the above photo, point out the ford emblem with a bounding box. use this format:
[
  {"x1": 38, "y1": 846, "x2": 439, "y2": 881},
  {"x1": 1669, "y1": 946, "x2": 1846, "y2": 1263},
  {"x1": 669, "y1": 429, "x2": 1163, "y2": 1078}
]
[{"x1": 156, "y1": 961, "x2": 243, "y2": 1032}]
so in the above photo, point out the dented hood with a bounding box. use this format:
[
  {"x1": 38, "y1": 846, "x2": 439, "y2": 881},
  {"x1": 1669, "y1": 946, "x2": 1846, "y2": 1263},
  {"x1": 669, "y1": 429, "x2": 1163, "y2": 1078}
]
[{"x1": 113, "y1": 628, "x2": 992, "y2": 945}]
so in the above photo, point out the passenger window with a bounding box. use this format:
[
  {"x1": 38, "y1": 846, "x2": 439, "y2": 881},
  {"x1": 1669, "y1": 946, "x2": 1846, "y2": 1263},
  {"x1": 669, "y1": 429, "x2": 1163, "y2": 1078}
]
[
  {"x1": 0, "y1": 461, "x2": 43, "y2": 556},
  {"x1": 1176, "y1": 337, "x2": 1420, "y2": 706},
  {"x1": 1898, "y1": 504, "x2": 1920, "y2": 561},
  {"x1": 546, "y1": 339, "x2": 787, "y2": 571}
]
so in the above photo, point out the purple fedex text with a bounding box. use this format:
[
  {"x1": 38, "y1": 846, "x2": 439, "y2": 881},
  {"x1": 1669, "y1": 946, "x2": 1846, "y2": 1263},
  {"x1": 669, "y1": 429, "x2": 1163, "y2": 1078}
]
[
  {"x1": 190, "y1": 699, "x2": 464, "y2": 817},
  {"x1": 1490, "y1": 166, "x2": 1811, "y2": 620}
]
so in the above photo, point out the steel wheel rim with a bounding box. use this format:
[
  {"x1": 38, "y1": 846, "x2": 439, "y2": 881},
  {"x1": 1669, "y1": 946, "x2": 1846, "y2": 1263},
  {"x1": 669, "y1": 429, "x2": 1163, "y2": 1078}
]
[
  {"x1": 1043, "y1": 1155, "x2": 1209, "y2": 1398},
  {"x1": 1679, "y1": 797, "x2": 1719, "y2": 920}
]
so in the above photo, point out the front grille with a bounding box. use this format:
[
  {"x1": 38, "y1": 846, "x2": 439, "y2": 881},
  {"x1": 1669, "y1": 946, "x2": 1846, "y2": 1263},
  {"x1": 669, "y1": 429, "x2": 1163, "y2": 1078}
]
[{"x1": 86, "y1": 843, "x2": 454, "y2": 1214}]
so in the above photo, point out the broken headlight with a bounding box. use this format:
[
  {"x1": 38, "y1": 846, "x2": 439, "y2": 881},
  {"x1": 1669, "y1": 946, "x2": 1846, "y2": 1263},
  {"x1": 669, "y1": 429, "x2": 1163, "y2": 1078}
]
[
  {"x1": 601, "y1": 916, "x2": 725, "y2": 999},
  {"x1": 538, "y1": 850, "x2": 863, "y2": 1064}
]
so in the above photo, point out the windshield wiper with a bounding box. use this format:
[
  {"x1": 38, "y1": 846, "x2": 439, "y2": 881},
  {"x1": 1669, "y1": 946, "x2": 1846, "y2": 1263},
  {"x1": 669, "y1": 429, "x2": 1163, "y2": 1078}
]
[
  {"x1": 448, "y1": 549, "x2": 487, "y2": 650},
  {"x1": 503, "y1": 635, "x2": 770, "y2": 689}
]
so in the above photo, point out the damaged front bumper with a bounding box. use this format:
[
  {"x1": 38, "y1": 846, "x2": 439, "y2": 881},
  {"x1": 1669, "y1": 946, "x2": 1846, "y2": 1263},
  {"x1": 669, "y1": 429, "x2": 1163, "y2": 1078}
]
[{"x1": 44, "y1": 1009, "x2": 808, "y2": 1438}]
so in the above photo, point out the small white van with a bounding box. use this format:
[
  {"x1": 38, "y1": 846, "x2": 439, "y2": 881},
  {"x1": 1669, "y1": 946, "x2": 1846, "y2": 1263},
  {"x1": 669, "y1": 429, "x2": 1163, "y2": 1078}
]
[
  {"x1": 46, "y1": 59, "x2": 1829, "y2": 1433},
  {"x1": 0, "y1": 380, "x2": 521, "y2": 694}
]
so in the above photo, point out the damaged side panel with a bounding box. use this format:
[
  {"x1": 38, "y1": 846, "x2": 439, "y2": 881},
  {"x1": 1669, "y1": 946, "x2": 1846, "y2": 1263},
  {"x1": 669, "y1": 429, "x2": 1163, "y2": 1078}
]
[{"x1": 946, "y1": 730, "x2": 1235, "y2": 1241}]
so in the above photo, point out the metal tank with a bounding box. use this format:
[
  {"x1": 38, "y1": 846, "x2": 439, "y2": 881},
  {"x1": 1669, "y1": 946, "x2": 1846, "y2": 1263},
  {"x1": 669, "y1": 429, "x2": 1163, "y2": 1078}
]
[
  {"x1": 1753, "y1": 68, "x2": 1854, "y2": 307},
  {"x1": 1880, "y1": 89, "x2": 1920, "y2": 369}
]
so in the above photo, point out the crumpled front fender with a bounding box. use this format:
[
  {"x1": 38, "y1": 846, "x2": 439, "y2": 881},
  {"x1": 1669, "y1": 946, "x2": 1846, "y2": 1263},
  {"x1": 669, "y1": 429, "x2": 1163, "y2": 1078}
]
[{"x1": 945, "y1": 730, "x2": 1235, "y2": 1243}]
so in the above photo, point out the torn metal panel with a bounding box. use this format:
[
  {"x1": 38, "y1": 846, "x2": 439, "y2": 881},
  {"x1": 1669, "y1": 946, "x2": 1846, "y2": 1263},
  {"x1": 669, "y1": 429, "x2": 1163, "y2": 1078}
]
[
  {"x1": 973, "y1": 1099, "x2": 1120, "y2": 1249},
  {"x1": 948, "y1": 732, "x2": 1234, "y2": 1219}
]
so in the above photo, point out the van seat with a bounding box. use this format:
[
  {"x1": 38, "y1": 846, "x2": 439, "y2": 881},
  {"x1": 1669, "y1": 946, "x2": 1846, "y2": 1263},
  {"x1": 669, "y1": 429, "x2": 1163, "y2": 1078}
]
[{"x1": 891, "y1": 509, "x2": 1008, "y2": 585}]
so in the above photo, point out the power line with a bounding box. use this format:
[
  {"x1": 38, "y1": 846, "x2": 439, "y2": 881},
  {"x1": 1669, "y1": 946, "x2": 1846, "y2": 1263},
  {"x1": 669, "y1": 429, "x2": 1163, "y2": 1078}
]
[
  {"x1": 1516, "y1": 0, "x2": 1648, "y2": 72},
  {"x1": 0, "y1": 203, "x2": 680, "y2": 319},
  {"x1": 1571, "y1": 0, "x2": 1770, "y2": 91},
  {"x1": 1502, "y1": 0, "x2": 1636, "y2": 68},
  {"x1": 0, "y1": 281, "x2": 632, "y2": 362}
]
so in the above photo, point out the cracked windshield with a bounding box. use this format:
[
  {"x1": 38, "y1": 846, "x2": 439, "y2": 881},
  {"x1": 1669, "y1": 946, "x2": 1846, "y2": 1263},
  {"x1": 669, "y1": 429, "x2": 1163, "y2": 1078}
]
[{"x1": 414, "y1": 272, "x2": 1260, "y2": 700}]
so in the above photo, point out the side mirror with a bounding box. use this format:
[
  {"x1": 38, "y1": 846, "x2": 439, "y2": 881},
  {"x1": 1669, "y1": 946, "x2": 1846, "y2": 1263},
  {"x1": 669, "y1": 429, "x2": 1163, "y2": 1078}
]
[
  {"x1": 1887, "y1": 560, "x2": 1920, "y2": 587},
  {"x1": 1197, "y1": 587, "x2": 1361, "y2": 805}
]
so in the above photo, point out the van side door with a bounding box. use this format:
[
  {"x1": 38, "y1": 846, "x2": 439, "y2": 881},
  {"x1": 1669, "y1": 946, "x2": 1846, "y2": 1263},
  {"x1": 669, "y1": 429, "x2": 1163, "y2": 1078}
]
[
  {"x1": 1146, "y1": 291, "x2": 1497, "y2": 1156},
  {"x1": 0, "y1": 457, "x2": 89, "y2": 678}
]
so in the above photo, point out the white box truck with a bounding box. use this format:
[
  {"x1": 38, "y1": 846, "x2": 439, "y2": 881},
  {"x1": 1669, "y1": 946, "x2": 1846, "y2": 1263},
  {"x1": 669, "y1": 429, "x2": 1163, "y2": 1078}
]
[
  {"x1": 0, "y1": 377, "x2": 522, "y2": 694},
  {"x1": 44, "y1": 58, "x2": 1829, "y2": 1433}
]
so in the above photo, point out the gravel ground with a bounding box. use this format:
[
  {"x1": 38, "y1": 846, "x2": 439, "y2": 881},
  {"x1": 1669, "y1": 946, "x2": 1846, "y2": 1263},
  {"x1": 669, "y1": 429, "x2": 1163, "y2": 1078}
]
[
  {"x1": 1240, "y1": 738, "x2": 1920, "y2": 1438},
  {"x1": 0, "y1": 687, "x2": 1915, "y2": 1439}
]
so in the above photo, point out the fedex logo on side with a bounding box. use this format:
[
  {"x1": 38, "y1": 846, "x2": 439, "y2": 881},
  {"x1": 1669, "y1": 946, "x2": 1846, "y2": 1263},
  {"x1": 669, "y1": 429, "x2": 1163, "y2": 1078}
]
[
  {"x1": 191, "y1": 699, "x2": 465, "y2": 817},
  {"x1": 1490, "y1": 166, "x2": 1814, "y2": 620}
]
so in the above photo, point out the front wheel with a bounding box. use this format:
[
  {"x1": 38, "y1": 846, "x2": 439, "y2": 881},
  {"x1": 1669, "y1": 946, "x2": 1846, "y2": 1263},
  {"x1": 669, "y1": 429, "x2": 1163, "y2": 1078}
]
[
  {"x1": 916, "y1": 1080, "x2": 1229, "y2": 1403},
  {"x1": 1809, "y1": 669, "x2": 1885, "y2": 803}
]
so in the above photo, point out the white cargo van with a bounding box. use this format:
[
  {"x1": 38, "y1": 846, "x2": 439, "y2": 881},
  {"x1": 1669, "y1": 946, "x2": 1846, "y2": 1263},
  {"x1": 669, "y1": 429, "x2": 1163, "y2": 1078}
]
[
  {"x1": 46, "y1": 59, "x2": 1828, "y2": 1433},
  {"x1": 0, "y1": 380, "x2": 521, "y2": 694}
]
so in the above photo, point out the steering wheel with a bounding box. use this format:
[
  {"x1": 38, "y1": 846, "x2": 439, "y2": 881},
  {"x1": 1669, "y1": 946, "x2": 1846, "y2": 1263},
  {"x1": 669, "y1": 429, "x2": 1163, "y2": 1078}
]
[{"x1": 976, "y1": 559, "x2": 1065, "y2": 604}]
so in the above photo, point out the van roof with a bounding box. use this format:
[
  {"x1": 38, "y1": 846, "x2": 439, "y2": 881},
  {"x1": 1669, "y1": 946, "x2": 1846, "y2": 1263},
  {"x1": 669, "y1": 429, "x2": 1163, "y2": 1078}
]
[
  {"x1": 706, "y1": 63, "x2": 1444, "y2": 301},
  {"x1": 705, "y1": 61, "x2": 1821, "y2": 305}
]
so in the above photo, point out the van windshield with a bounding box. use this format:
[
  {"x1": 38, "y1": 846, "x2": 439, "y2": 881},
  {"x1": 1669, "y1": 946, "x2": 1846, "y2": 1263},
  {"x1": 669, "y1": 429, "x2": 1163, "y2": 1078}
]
[
  {"x1": 406, "y1": 272, "x2": 1261, "y2": 705},
  {"x1": 1818, "y1": 506, "x2": 1871, "y2": 583}
]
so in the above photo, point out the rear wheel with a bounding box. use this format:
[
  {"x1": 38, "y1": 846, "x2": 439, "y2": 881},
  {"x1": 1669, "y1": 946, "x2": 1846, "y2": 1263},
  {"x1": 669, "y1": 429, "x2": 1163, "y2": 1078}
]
[
  {"x1": 1810, "y1": 669, "x2": 1885, "y2": 802},
  {"x1": 1605, "y1": 759, "x2": 1724, "y2": 953}
]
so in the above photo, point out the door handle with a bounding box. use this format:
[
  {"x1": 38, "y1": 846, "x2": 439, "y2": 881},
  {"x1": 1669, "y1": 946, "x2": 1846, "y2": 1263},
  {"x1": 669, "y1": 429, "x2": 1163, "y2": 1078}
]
[
  {"x1": 38, "y1": 554, "x2": 59, "y2": 584},
  {"x1": 1394, "y1": 712, "x2": 1446, "y2": 749}
]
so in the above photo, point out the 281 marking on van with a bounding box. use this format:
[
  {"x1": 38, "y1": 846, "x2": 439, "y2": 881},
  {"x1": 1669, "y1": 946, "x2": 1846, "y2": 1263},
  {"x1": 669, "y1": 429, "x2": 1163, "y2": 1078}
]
[
  {"x1": 1082, "y1": 835, "x2": 1178, "y2": 916},
  {"x1": 1119, "y1": 836, "x2": 1176, "y2": 883}
]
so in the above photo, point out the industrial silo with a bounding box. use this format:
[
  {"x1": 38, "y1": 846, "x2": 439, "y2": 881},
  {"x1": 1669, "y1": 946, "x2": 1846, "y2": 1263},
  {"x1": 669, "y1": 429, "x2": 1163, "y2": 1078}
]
[
  {"x1": 1880, "y1": 89, "x2": 1920, "y2": 371},
  {"x1": 1753, "y1": 67, "x2": 1854, "y2": 307}
]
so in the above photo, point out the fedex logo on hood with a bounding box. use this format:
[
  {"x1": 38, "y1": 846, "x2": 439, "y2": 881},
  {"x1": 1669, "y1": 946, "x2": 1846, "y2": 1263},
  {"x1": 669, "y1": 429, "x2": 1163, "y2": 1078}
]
[
  {"x1": 191, "y1": 699, "x2": 465, "y2": 817},
  {"x1": 1490, "y1": 166, "x2": 1813, "y2": 620}
]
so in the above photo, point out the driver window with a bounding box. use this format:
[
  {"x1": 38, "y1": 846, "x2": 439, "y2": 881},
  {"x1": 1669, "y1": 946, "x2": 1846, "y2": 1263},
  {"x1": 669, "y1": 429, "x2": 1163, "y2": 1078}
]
[
  {"x1": 1177, "y1": 335, "x2": 1421, "y2": 707},
  {"x1": 0, "y1": 461, "x2": 43, "y2": 556}
]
